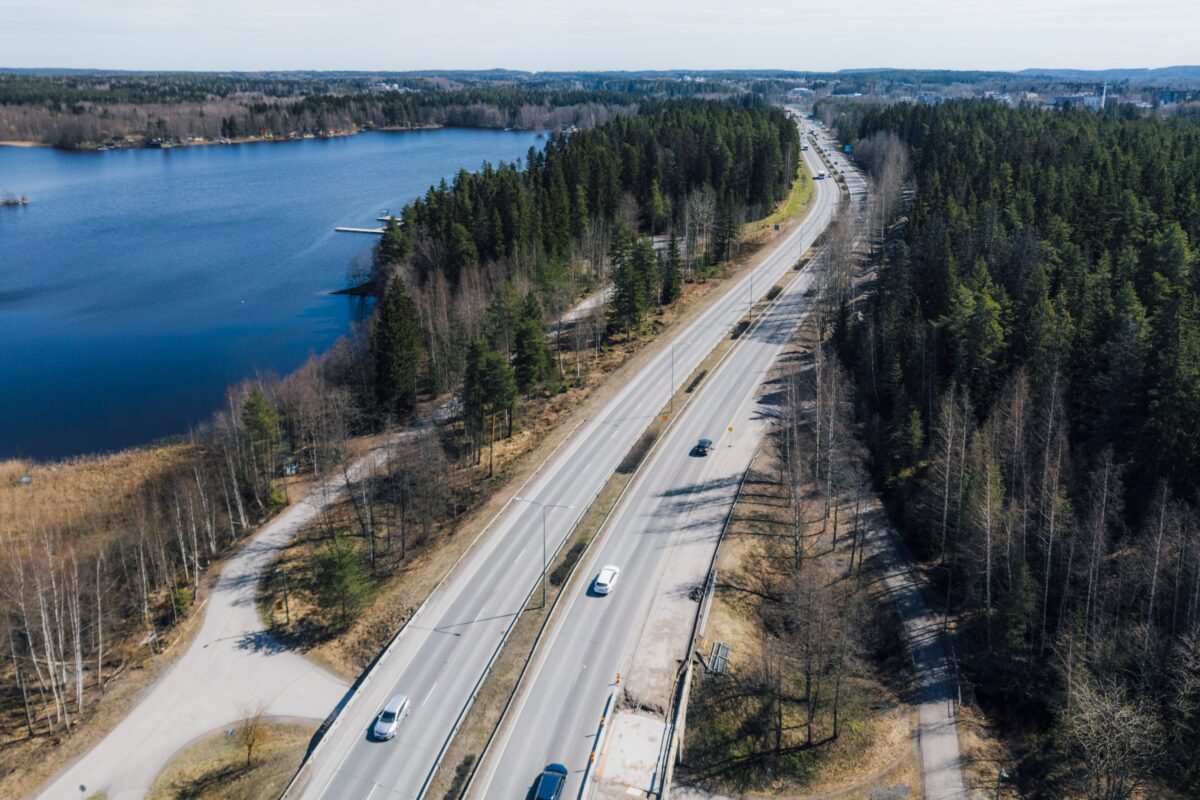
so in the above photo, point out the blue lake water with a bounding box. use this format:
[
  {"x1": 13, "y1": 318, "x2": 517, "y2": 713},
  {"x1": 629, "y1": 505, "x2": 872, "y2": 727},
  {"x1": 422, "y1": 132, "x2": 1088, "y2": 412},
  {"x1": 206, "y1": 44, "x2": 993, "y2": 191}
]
[{"x1": 0, "y1": 130, "x2": 540, "y2": 460}]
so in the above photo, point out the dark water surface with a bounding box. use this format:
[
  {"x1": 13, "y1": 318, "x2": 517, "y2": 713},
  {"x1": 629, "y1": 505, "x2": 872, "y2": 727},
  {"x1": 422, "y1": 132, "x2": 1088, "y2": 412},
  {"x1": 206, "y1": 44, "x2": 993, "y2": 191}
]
[{"x1": 0, "y1": 130, "x2": 539, "y2": 460}]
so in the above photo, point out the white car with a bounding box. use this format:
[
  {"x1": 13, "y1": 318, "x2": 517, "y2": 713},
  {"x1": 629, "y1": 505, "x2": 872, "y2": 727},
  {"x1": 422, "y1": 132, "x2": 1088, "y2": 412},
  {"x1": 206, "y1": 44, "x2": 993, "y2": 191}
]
[
  {"x1": 594, "y1": 565, "x2": 621, "y2": 595},
  {"x1": 372, "y1": 693, "x2": 410, "y2": 740}
]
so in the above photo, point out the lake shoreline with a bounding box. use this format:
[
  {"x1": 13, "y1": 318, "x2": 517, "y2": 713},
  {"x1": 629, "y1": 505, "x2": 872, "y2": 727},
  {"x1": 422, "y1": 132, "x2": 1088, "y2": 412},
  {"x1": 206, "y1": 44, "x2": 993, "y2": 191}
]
[
  {"x1": 0, "y1": 127, "x2": 542, "y2": 461},
  {"x1": 0, "y1": 122, "x2": 546, "y2": 153}
]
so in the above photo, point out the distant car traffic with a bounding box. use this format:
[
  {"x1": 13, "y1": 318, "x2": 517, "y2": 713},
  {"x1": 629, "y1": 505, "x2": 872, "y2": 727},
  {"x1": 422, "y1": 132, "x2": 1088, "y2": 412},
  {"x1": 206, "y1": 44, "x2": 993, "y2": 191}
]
[
  {"x1": 694, "y1": 438, "x2": 713, "y2": 456},
  {"x1": 534, "y1": 763, "x2": 569, "y2": 799},
  {"x1": 594, "y1": 565, "x2": 621, "y2": 595},
  {"x1": 372, "y1": 693, "x2": 410, "y2": 740}
]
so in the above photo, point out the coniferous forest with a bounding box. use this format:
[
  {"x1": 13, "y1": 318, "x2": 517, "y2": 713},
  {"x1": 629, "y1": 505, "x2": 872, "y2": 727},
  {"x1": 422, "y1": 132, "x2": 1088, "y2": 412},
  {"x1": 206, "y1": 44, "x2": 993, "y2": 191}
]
[
  {"x1": 371, "y1": 98, "x2": 798, "y2": 452},
  {"x1": 837, "y1": 100, "x2": 1200, "y2": 795}
]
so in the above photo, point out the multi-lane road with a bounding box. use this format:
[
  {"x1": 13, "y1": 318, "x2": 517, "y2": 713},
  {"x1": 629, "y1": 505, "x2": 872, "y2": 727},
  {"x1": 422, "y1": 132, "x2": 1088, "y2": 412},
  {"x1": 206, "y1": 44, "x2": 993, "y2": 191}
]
[
  {"x1": 291, "y1": 133, "x2": 841, "y2": 800},
  {"x1": 472, "y1": 130, "x2": 864, "y2": 800}
]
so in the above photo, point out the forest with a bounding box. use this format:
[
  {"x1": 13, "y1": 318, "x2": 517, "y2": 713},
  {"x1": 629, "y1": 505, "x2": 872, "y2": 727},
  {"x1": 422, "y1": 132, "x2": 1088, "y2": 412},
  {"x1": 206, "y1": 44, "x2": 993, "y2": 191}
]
[
  {"x1": 835, "y1": 100, "x2": 1200, "y2": 796},
  {"x1": 371, "y1": 98, "x2": 799, "y2": 423}
]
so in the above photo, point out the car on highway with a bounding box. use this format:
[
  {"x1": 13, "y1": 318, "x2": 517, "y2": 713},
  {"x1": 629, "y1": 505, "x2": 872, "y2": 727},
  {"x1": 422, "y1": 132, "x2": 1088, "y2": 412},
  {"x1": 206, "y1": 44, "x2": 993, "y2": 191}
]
[
  {"x1": 593, "y1": 565, "x2": 621, "y2": 595},
  {"x1": 694, "y1": 438, "x2": 713, "y2": 456},
  {"x1": 371, "y1": 693, "x2": 410, "y2": 741},
  {"x1": 533, "y1": 763, "x2": 569, "y2": 799}
]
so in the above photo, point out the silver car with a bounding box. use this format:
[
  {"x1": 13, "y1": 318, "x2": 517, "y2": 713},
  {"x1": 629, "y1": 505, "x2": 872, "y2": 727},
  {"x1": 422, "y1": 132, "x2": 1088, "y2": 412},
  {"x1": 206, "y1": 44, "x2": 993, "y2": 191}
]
[{"x1": 372, "y1": 693, "x2": 410, "y2": 740}]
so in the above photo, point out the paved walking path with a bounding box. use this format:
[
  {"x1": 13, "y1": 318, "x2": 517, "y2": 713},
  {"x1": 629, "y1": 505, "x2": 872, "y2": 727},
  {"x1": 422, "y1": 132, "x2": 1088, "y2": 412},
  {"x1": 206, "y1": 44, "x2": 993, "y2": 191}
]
[
  {"x1": 33, "y1": 453, "x2": 398, "y2": 800},
  {"x1": 859, "y1": 507, "x2": 968, "y2": 800}
]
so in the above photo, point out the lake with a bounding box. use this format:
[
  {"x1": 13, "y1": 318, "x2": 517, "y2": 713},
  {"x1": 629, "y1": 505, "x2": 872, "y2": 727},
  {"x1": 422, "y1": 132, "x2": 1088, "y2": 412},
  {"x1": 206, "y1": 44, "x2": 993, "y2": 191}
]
[{"x1": 0, "y1": 129, "x2": 540, "y2": 460}]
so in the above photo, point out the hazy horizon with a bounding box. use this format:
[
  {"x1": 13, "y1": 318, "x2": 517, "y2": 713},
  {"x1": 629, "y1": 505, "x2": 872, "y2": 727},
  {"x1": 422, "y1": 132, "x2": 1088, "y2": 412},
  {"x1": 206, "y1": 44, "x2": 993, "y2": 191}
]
[
  {"x1": 1, "y1": 0, "x2": 1197, "y2": 74},
  {"x1": 2, "y1": 64, "x2": 1199, "y2": 76}
]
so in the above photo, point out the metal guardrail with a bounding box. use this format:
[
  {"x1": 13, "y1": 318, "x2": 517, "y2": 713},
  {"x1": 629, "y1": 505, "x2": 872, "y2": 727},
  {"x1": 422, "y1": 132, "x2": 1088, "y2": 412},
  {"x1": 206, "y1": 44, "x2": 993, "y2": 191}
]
[
  {"x1": 460, "y1": 153, "x2": 840, "y2": 800},
  {"x1": 456, "y1": 378, "x2": 688, "y2": 798},
  {"x1": 577, "y1": 692, "x2": 616, "y2": 799},
  {"x1": 278, "y1": 419, "x2": 586, "y2": 800},
  {"x1": 654, "y1": 449, "x2": 757, "y2": 800}
]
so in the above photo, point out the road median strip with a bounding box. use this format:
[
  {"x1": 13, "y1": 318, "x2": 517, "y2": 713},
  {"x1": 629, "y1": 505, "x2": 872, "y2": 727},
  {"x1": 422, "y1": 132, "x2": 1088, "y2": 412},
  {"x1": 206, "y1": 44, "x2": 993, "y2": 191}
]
[{"x1": 443, "y1": 211, "x2": 838, "y2": 800}]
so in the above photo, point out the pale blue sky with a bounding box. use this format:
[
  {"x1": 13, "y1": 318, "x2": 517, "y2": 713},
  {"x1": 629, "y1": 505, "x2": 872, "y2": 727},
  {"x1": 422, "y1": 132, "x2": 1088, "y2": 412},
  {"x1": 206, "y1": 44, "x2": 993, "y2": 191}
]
[{"x1": 1, "y1": 0, "x2": 1196, "y2": 72}]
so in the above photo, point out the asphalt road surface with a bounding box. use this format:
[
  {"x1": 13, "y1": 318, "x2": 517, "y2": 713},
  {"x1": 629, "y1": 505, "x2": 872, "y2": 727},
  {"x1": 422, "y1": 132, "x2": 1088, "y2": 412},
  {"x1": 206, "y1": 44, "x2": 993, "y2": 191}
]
[
  {"x1": 476, "y1": 127, "x2": 966, "y2": 800},
  {"x1": 472, "y1": 146, "x2": 858, "y2": 800},
  {"x1": 291, "y1": 140, "x2": 840, "y2": 800}
]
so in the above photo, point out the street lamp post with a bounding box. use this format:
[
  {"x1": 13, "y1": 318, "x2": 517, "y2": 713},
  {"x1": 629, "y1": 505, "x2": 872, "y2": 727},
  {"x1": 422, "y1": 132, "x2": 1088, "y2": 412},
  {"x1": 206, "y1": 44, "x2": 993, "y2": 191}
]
[
  {"x1": 514, "y1": 497, "x2": 573, "y2": 608},
  {"x1": 749, "y1": 262, "x2": 755, "y2": 319},
  {"x1": 669, "y1": 341, "x2": 690, "y2": 414}
]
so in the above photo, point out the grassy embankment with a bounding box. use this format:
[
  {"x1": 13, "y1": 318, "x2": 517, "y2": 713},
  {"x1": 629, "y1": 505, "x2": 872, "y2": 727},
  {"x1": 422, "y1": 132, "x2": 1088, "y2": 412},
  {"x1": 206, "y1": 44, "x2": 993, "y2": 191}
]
[
  {"x1": 146, "y1": 722, "x2": 315, "y2": 800},
  {"x1": 753, "y1": 163, "x2": 815, "y2": 233}
]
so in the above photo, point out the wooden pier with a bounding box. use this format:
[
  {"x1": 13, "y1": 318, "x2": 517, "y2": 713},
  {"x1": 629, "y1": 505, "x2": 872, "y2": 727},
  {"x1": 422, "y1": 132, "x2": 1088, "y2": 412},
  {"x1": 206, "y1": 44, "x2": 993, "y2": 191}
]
[{"x1": 335, "y1": 226, "x2": 385, "y2": 235}]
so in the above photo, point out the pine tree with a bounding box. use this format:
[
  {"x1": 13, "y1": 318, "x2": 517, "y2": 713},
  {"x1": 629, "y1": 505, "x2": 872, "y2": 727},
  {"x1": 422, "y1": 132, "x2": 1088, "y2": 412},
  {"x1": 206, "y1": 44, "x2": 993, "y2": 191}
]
[
  {"x1": 241, "y1": 387, "x2": 280, "y2": 510},
  {"x1": 312, "y1": 539, "x2": 371, "y2": 628},
  {"x1": 462, "y1": 341, "x2": 488, "y2": 454}
]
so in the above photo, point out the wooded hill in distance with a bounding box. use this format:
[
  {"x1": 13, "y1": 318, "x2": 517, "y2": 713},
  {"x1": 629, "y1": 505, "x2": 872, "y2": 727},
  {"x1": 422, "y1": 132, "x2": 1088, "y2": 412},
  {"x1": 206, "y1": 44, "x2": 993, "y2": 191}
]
[
  {"x1": 835, "y1": 99, "x2": 1200, "y2": 797},
  {"x1": 0, "y1": 71, "x2": 737, "y2": 148}
]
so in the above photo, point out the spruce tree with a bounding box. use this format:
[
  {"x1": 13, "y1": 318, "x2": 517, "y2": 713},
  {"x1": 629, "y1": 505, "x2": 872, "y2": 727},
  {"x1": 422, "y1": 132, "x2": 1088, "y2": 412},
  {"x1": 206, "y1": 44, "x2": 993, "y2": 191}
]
[
  {"x1": 661, "y1": 233, "x2": 683, "y2": 305},
  {"x1": 609, "y1": 230, "x2": 646, "y2": 336},
  {"x1": 373, "y1": 277, "x2": 424, "y2": 415},
  {"x1": 513, "y1": 293, "x2": 552, "y2": 394},
  {"x1": 374, "y1": 217, "x2": 410, "y2": 271}
]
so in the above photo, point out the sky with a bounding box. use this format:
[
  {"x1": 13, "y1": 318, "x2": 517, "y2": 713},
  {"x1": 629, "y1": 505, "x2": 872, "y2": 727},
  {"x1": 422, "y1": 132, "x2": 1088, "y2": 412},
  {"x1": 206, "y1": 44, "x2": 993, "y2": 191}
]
[{"x1": 1, "y1": 0, "x2": 1197, "y2": 73}]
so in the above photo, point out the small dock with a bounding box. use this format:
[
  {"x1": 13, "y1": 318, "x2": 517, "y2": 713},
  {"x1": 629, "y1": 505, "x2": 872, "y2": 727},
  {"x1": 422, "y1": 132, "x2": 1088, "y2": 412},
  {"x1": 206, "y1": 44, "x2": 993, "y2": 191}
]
[{"x1": 335, "y1": 226, "x2": 385, "y2": 235}]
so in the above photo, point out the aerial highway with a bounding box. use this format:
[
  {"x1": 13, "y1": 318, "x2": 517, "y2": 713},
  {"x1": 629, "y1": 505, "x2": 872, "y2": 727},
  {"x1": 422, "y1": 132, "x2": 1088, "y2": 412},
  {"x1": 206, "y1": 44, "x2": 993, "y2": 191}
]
[
  {"x1": 471, "y1": 143, "x2": 861, "y2": 800},
  {"x1": 289, "y1": 133, "x2": 841, "y2": 800}
]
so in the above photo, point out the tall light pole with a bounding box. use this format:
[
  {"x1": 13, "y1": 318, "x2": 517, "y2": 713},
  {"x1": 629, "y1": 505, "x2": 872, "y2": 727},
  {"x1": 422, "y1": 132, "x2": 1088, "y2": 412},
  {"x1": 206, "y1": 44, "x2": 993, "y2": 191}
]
[
  {"x1": 514, "y1": 497, "x2": 573, "y2": 608},
  {"x1": 669, "y1": 341, "x2": 690, "y2": 414},
  {"x1": 749, "y1": 261, "x2": 755, "y2": 319}
]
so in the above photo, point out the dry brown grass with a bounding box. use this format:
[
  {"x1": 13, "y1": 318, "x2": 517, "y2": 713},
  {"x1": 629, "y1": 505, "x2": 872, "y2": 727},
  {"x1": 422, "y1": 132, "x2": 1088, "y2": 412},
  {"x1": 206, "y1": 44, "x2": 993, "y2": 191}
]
[
  {"x1": 683, "y1": 425, "x2": 917, "y2": 799},
  {"x1": 146, "y1": 721, "x2": 316, "y2": 800},
  {"x1": 956, "y1": 704, "x2": 1022, "y2": 800},
  {"x1": 0, "y1": 444, "x2": 196, "y2": 538},
  {"x1": 0, "y1": 443, "x2": 213, "y2": 798},
  {"x1": 0, "y1": 587, "x2": 212, "y2": 800}
]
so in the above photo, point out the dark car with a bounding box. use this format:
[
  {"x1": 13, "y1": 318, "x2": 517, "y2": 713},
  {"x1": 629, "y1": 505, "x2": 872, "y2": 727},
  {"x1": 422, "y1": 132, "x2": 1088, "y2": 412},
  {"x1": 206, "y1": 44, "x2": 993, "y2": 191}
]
[
  {"x1": 534, "y1": 763, "x2": 569, "y2": 800},
  {"x1": 694, "y1": 438, "x2": 713, "y2": 456}
]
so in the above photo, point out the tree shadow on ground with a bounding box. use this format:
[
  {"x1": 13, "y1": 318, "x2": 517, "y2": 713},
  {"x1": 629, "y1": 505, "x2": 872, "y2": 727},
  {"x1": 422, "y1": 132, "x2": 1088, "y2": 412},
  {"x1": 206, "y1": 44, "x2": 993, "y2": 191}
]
[{"x1": 167, "y1": 761, "x2": 249, "y2": 800}]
